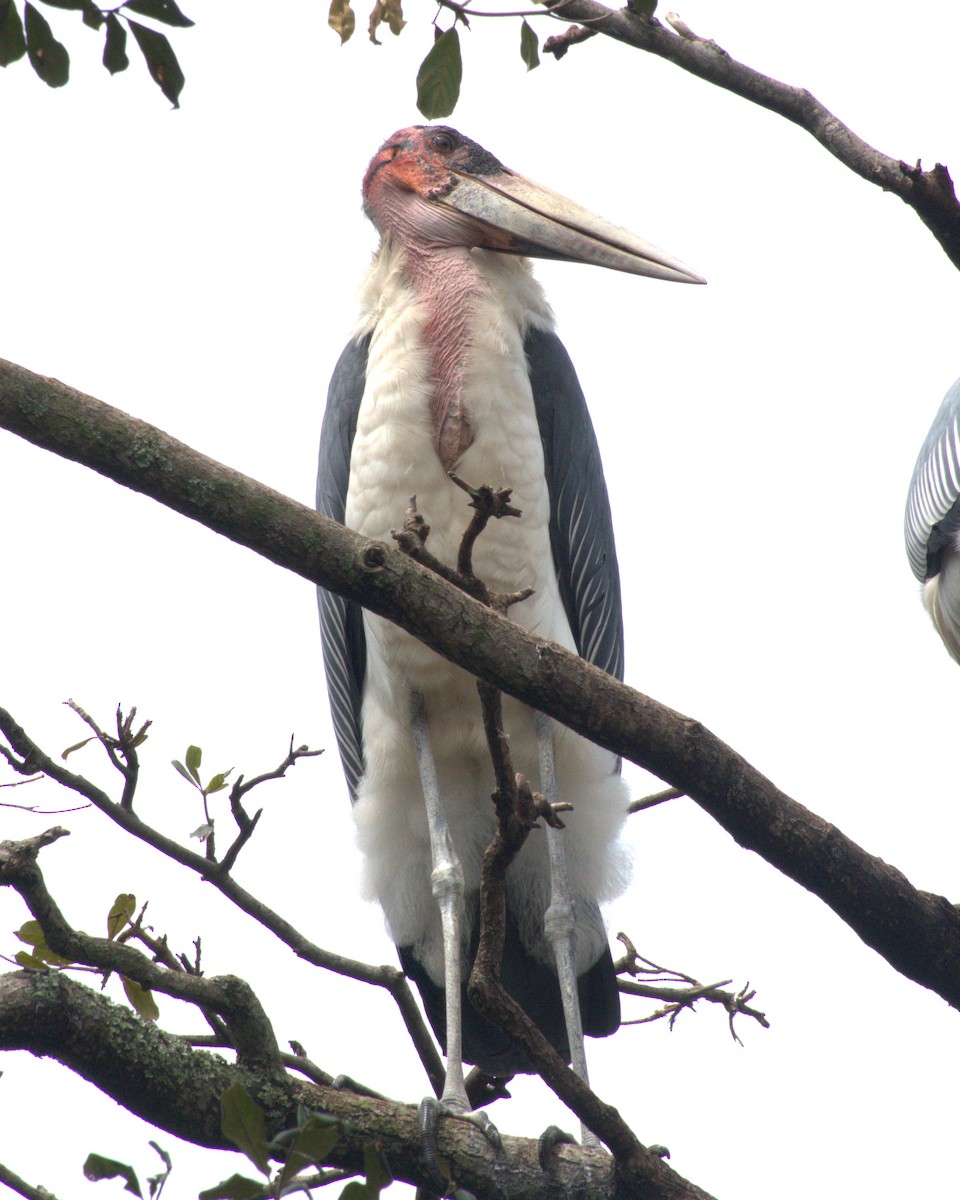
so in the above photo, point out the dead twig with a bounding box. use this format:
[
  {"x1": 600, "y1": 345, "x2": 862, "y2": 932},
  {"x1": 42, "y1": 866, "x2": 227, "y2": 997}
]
[
  {"x1": 627, "y1": 786, "x2": 684, "y2": 815},
  {"x1": 220, "y1": 738, "x2": 323, "y2": 872},
  {"x1": 615, "y1": 933, "x2": 769, "y2": 1043},
  {"x1": 538, "y1": 1, "x2": 960, "y2": 269}
]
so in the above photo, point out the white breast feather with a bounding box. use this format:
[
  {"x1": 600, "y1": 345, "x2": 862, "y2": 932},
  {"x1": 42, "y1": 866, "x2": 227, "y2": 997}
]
[{"x1": 347, "y1": 246, "x2": 631, "y2": 985}]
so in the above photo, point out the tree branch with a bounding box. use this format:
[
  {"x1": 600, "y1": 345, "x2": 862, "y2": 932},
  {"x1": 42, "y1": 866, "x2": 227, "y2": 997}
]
[
  {"x1": 0, "y1": 830, "x2": 285, "y2": 1074},
  {"x1": 541, "y1": 4, "x2": 960, "y2": 269},
  {"x1": 0, "y1": 970, "x2": 713, "y2": 1200},
  {"x1": 0, "y1": 1159, "x2": 62, "y2": 1200},
  {"x1": 0, "y1": 704, "x2": 445, "y2": 1097},
  {"x1": 2, "y1": 362, "x2": 960, "y2": 1017}
]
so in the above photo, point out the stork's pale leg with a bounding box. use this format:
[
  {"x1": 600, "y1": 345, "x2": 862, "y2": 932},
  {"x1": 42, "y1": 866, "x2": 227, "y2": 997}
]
[
  {"x1": 536, "y1": 710, "x2": 600, "y2": 1149},
  {"x1": 410, "y1": 693, "x2": 500, "y2": 1190},
  {"x1": 410, "y1": 690, "x2": 471, "y2": 1114}
]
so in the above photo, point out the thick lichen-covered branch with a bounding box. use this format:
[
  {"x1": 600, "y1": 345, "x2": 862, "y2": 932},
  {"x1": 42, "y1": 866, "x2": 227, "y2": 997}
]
[{"x1": 0, "y1": 969, "x2": 711, "y2": 1200}]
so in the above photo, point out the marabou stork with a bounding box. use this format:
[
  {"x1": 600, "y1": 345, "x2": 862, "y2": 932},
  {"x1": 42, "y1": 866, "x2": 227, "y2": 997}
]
[
  {"x1": 317, "y1": 126, "x2": 703, "y2": 1132},
  {"x1": 905, "y1": 375, "x2": 960, "y2": 660}
]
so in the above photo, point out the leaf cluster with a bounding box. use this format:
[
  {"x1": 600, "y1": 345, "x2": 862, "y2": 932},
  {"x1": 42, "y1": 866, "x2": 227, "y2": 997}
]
[
  {"x1": 325, "y1": 0, "x2": 546, "y2": 119},
  {"x1": 11, "y1": 895, "x2": 160, "y2": 1020},
  {"x1": 0, "y1": 0, "x2": 190, "y2": 104},
  {"x1": 205, "y1": 1085, "x2": 392, "y2": 1200}
]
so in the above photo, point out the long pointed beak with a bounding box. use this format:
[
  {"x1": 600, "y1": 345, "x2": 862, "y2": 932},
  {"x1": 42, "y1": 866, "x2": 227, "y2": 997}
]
[{"x1": 440, "y1": 169, "x2": 705, "y2": 285}]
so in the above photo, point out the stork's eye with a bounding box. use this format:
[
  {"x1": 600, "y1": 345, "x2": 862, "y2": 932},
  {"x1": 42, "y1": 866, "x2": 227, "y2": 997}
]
[{"x1": 432, "y1": 131, "x2": 455, "y2": 153}]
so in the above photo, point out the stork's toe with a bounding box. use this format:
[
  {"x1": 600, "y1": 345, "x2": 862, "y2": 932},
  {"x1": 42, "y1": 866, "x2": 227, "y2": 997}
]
[{"x1": 418, "y1": 1095, "x2": 502, "y2": 1193}]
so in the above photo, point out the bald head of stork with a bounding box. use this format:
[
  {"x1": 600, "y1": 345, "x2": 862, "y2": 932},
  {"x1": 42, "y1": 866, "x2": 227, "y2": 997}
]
[{"x1": 361, "y1": 125, "x2": 705, "y2": 285}]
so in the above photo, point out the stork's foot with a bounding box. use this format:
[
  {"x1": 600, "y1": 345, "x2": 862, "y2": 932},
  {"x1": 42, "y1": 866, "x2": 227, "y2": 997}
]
[
  {"x1": 418, "y1": 1096, "x2": 502, "y2": 1192},
  {"x1": 538, "y1": 1124, "x2": 576, "y2": 1170}
]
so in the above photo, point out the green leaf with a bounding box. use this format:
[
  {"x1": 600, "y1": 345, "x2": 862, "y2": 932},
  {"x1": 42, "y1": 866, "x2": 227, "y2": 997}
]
[
  {"x1": 24, "y1": 2, "x2": 69, "y2": 86},
  {"x1": 39, "y1": 0, "x2": 85, "y2": 8},
  {"x1": 276, "y1": 1114, "x2": 342, "y2": 1191},
  {"x1": 16, "y1": 919, "x2": 72, "y2": 966},
  {"x1": 107, "y1": 893, "x2": 136, "y2": 939},
  {"x1": 362, "y1": 1143, "x2": 392, "y2": 1194},
  {"x1": 198, "y1": 1175, "x2": 263, "y2": 1200},
  {"x1": 16, "y1": 919, "x2": 46, "y2": 947},
  {"x1": 416, "y1": 27, "x2": 461, "y2": 120},
  {"x1": 327, "y1": 0, "x2": 354, "y2": 44},
  {"x1": 0, "y1": 1, "x2": 27, "y2": 66},
  {"x1": 146, "y1": 1140, "x2": 171, "y2": 1199},
  {"x1": 14, "y1": 950, "x2": 48, "y2": 970},
  {"x1": 519, "y1": 19, "x2": 539, "y2": 71},
  {"x1": 81, "y1": 1, "x2": 104, "y2": 28},
  {"x1": 148, "y1": 1142, "x2": 171, "y2": 1174},
  {"x1": 83, "y1": 1154, "x2": 143, "y2": 1198},
  {"x1": 172, "y1": 759, "x2": 197, "y2": 787},
  {"x1": 220, "y1": 1083, "x2": 271, "y2": 1177},
  {"x1": 332, "y1": 1142, "x2": 391, "y2": 1199},
  {"x1": 120, "y1": 975, "x2": 160, "y2": 1020},
  {"x1": 103, "y1": 13, "x2": 128, "y2": 72},
  {"x1": 128, "y1": 18, "x2": 184, "y2": 106},
  {"x1": 123, "y1": 0, "x2": 193, "y2": 27},
  {"x1": 185, "y1": 744, "x2": 202, "y2": 779},
  {"x1": 204, "y1": 770, "x2": 232, "y2": 795}
]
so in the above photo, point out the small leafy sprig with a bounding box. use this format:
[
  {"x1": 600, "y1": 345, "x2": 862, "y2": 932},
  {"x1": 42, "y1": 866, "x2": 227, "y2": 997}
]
[{"x1": 172, "y1": 744, "x2": 233, "y2": 849}]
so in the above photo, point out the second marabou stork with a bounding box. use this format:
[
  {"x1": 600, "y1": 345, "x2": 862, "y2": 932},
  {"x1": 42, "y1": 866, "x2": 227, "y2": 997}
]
[
  {"x1": 905, "y1": 375, "x2": 960, "y2": 660},
  {"x1": 317, "y1": 126, "x2": 703, "y2": 1136}
]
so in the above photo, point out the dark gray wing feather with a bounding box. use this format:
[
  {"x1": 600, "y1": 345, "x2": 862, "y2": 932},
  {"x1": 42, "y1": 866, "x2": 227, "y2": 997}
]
[
  {"x1": 905, "y1": 376, "x2": 960, "y2": 582},
  {"x1": 525, "y1": 325, "x2": 624, "y2": 681},
  {"x1": 317, "y1": 335, "x2": 370, "y2": 803}
]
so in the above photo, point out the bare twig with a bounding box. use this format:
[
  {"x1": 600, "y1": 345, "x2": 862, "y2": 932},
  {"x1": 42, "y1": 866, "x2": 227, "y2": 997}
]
[
  {"x1": 218, "y1": 738, "x2": 323, "y2": 872},
  {"x1": 542, "y1": 22, "x2": 596, "y2": 57},
  {"x1": 436, "y1": 0, "x2": 574, "y2": 17},
  {"x1": 0, "y1": 772, "x2": 90, "y2": 814},
  {"x1": 627, "y1": 786, "x2": 684, "y2": 815},
  {"x1": 614, "y1": 934, "x2": 769, "y2": 1042},
  {"x1": 0, "y1": 1160, "x2": 61, "y2": 1200},
  {"x1": 537, "y1": 2, "x2": 960, "y2": 269},
  {"x1": 64, "y1": 700, "x2": 151, "y2": 811}
]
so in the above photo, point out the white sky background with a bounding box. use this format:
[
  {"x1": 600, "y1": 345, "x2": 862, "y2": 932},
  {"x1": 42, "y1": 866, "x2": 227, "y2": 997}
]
[{"x1": 2, "y1": 1, "x2": 959, "y2": 1197}]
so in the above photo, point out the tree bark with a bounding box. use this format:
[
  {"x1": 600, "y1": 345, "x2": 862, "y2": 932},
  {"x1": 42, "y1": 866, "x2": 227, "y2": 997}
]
[{"x1": 0, "y1": 970, "x2": 715, "y2": 1200}]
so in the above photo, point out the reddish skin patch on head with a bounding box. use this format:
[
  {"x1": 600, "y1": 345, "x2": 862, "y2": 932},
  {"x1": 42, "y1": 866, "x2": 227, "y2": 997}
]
[{"x1": 362, "y1": 125, "x2": 507, "y2": 235}]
